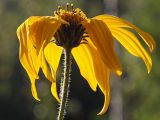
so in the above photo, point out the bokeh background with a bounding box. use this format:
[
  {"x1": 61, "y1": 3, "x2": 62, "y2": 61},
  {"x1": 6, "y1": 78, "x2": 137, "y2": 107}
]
[{"x1": 0, "y1": 0, "x2": 160, "y2": 120}]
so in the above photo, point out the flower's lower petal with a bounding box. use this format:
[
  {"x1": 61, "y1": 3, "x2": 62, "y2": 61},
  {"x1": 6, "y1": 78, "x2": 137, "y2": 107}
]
[
  {"x1": 28, "y1": 35, "x2": 40, "y2": 75},
  {"x1": 19, "y1": 44, "x2": 39, "y2": 79},
  {"x1": 17, "y1": 22, "x2": 39, "y2": 79},
  {"x1": 93, "y1": 55, "x2": 110, "y2": 115},
  {"x1": 73, "y1": 41, "x2": 111, "y2": 114},
  {"x1": 44, "y1": 43, "x2": 62, "y2": 79},
  {"x1": 16, "y1": 16, "x2": 62, "y2": 89},
  {"x1": 27, "y1": 16, "x2": 62, "y2": 52},
  {"x1": 40, "y1": 51, "x2": 55, "y2": 82},
  {"x1": 17, "y1": 22, "x2": 41, "y2": 101},
  {"x1": 94, "y1": 15, "x2": 156, "y2": 52},
  {"x1": 95, "y1": 63, "x2": 110, "y2": 115},
  {"x1": 83, "y1": 19, "x2": 122, "y2": 76},
  {"x1": 30, "y1": 77, "x2": 40, "y2": 101},
  {"x1": 97, "y1": 89, "x2": 110, "y2": 115},
  {"x1": 111, "y1": 28, "x2": 152, "y2": 73},
  {"x1": 43, "y1": 43, "x2": 62, "y2": 102},
  {"x1": 72, "y1": 44, "x2": 97, "y2": 91},
  {"x1": 17, "y1": 16, "x2": 63, "y2": 102},
  {"x1": 51, "y1": 82, "x2": 60, "y2": 103}
]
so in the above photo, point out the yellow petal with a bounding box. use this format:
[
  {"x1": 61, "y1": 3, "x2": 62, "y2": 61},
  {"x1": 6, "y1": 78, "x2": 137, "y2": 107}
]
[
  {"x1": 96, "y1": 64, "x2": 110, "y2": 115},
  {"x1": 72, "y1": 44, "x2": 97, "y2": 91},
  {"x1": 17, "y1": 22, "x2": 41, "y2": 101},
  {"x1": 30, "y1": 77, "x2": 40, "y2": 101},
  {"x1": 73, "y1": 39, "x2": 110, "y2": 114},
  {"x1": 51, "y1": 83, "x2": 60, "y2": 103},
  {"x1": 94, "y1": 15, "x2": 156, "y2": 52},
  {"x1": 16, "y1": 16, "x2": 62, "y2": 101},
  {"x1": 111, "y1": 28, "x2": 152, "y2": 73},
  {"x1": 44, "y1": 43, "x2": 62, "y2": 79},
  {"x1": 17, "y1": 16, "x2": 61, "y2": 78},
  {"x1": 97, "y1": 89, "x2": 110, "y2": 115},
  {"x1": 28, "y1": 16, "x2": 61, "y2": 81},
  {"x1": 17, "y1": 22, "x2": 39, "y2": 79},
  {"x1": 27, "y1": 16, "x2": 62, "y2": 53},
  {"x1": 40, "y1": 51, "x2": 55, "y2": 82},
  {"x1": 44, "y1": 43, "x2": 62, "y2": 102},
  {"x1": 83, "y1": 19, "x2": 122, "y2": 76},
  {"x1": 86, "y1": 40, "x2": 110, "y2": 115},
  {"x1": 28, "y1": 33, "x2": 40, "y2": 76}
]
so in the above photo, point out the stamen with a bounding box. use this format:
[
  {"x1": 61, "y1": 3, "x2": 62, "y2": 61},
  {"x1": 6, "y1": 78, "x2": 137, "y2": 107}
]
[
  {"x1": 80, "y1": 41, "x2": 88, "y2": 44},
  {"x1": 81, "y1": 38, "x2": 88, "y2": 44},
  {"x1": 82, "y1": 34, "x2": 89, "y2": 38},
  {"x1": 50, "y1": 39, "x2": 55, "y2": 43},
  {"x1": 58, "y1": 6, "x2": 61, "y2": 11},
  {"x1": 82, "y1": 38, "x2": 88, "y2": 42},
  {"x1": 66, "y1": 3, "x2": 70, "y2": 11},
  {"x1": 71, "y1": 4, "x2": 74, "y2": 11},
  {"x1": 55, "y1": 11, "x2": 59, "y2": 15}
]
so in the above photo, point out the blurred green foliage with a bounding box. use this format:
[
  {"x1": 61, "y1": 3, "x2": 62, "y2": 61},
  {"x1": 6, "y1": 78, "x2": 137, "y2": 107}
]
[{"x1": 0, "y1": 0, "x2": 159, "y2": 120}]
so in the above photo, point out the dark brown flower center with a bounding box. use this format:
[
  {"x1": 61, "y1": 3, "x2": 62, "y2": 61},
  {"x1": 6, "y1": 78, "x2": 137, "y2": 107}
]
[{"x1": 54, "y1": 4, "x2": 88, "y2": 49}]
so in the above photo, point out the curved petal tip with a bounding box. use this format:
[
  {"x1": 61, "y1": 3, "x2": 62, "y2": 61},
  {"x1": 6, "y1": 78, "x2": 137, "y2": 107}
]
[
  {"x1": 51, "y1": 83, "x2": 60, "y2": 103},
  {"x1": 97, "y1": 92, "x2": 110, "y2": 115},
  {"x1": 31, "y1": 83, "x2": 40, "y2": 101},
  {"x1": 117, "y1": 70, "x2": 123, "y2": 76},
  {"x1": 147, "y1": 64, "x2": 152, "y2": 74}
]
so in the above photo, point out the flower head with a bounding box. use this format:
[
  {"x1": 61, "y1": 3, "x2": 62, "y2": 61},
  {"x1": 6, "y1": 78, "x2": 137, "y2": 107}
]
[{"x1": 16, "y1": 4, "x2": 156, "y2": 115}]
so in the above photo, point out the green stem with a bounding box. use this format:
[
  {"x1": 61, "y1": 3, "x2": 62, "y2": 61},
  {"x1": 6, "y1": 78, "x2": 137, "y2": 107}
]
[{"x1": 57, "y1": 48, "x2": 71, "y2": 120}]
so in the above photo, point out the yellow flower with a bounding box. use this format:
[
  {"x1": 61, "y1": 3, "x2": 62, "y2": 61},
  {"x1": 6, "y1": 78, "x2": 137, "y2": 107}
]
[{"x1": 16, "y1": 5, "x2": 156, "y2": 115}]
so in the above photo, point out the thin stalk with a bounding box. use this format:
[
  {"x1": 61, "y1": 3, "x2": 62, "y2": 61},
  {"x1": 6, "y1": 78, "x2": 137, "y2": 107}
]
[{"x1": 57, "y1": 48, "x2": 71, "y2": 120}]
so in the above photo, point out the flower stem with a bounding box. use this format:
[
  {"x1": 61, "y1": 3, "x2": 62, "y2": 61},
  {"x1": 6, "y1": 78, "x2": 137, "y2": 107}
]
[{"x1": 57, "y1": 48, "x2": 71, "y2": 120}]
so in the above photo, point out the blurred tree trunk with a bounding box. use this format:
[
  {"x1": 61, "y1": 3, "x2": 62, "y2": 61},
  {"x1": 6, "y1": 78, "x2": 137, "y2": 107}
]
[
  {"x1": 103, "y1": 0, "x2": 123, "y2": 120},
  {"x1": 104, "y1": 0, "x2": 119, "y2": 15}
]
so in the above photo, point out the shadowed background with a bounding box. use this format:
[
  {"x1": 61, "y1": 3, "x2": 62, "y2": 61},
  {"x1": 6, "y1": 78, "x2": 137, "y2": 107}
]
[{"x1": 0, "y1": 0, "x2": 160, "y2": 120}]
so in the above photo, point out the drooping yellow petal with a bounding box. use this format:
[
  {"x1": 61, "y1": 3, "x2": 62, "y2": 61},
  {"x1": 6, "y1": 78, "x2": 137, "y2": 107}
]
[
  {"x1": 51, "y1": 83, "x2": 60, "y2": 103},
  {"x1": 94, "y1": 15, "x2": 156, "y2": 52},
  {"x1": 94, "y1": 59, "x2": 110, "y2": 115},
  {"x1": 17, "y1": 22, "x2": 39, "y2": 80},
  {"x1": 27, "y1": 16, "x2": 62, "y2": 82},
  {"x1": 97, "y1": 88, "x2": 110, "y2": 115},
  {"x1": 17, "y1": 22, "x2": 41, "y2": 101},
  {"x1": 72, "y1": 39, "x2": 110, "y2": 114},
  {"x1": 44, "y1": 43, "x2": 62, "y2": 80},
  {"x1": 17, "y1": 16, "x2": 62, "y2": 101},
  {"x1": 83, "y1": 19, "x2": 122, "y2": 76},
  {"x1": 28, "y1": 32, "x2": 40, "y2": 76},
  {"x1": 111, "y1": 28, "x2": 152, "y2": 73},
  {"x1": 44, "y1": 43, "x2": 62, "y2": 102},
  {"x1": 27, "y1": 16, "x2": 62, "y2": 53},
  {"x1": 86, "y1": 40, "x2": 110, "y2": 115},
  {"x1": 40, "y1": 51, "x2": 55, "y2": 81},
  {"x1": 30, "y1": 77, "x2": 40, "y2": 101},
  {"x1": 17, "y1": 16, "x2": 61, "y2": 79},
  {"x1": 72, "y1": 44, "x2": 97, "y2": 91}
]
